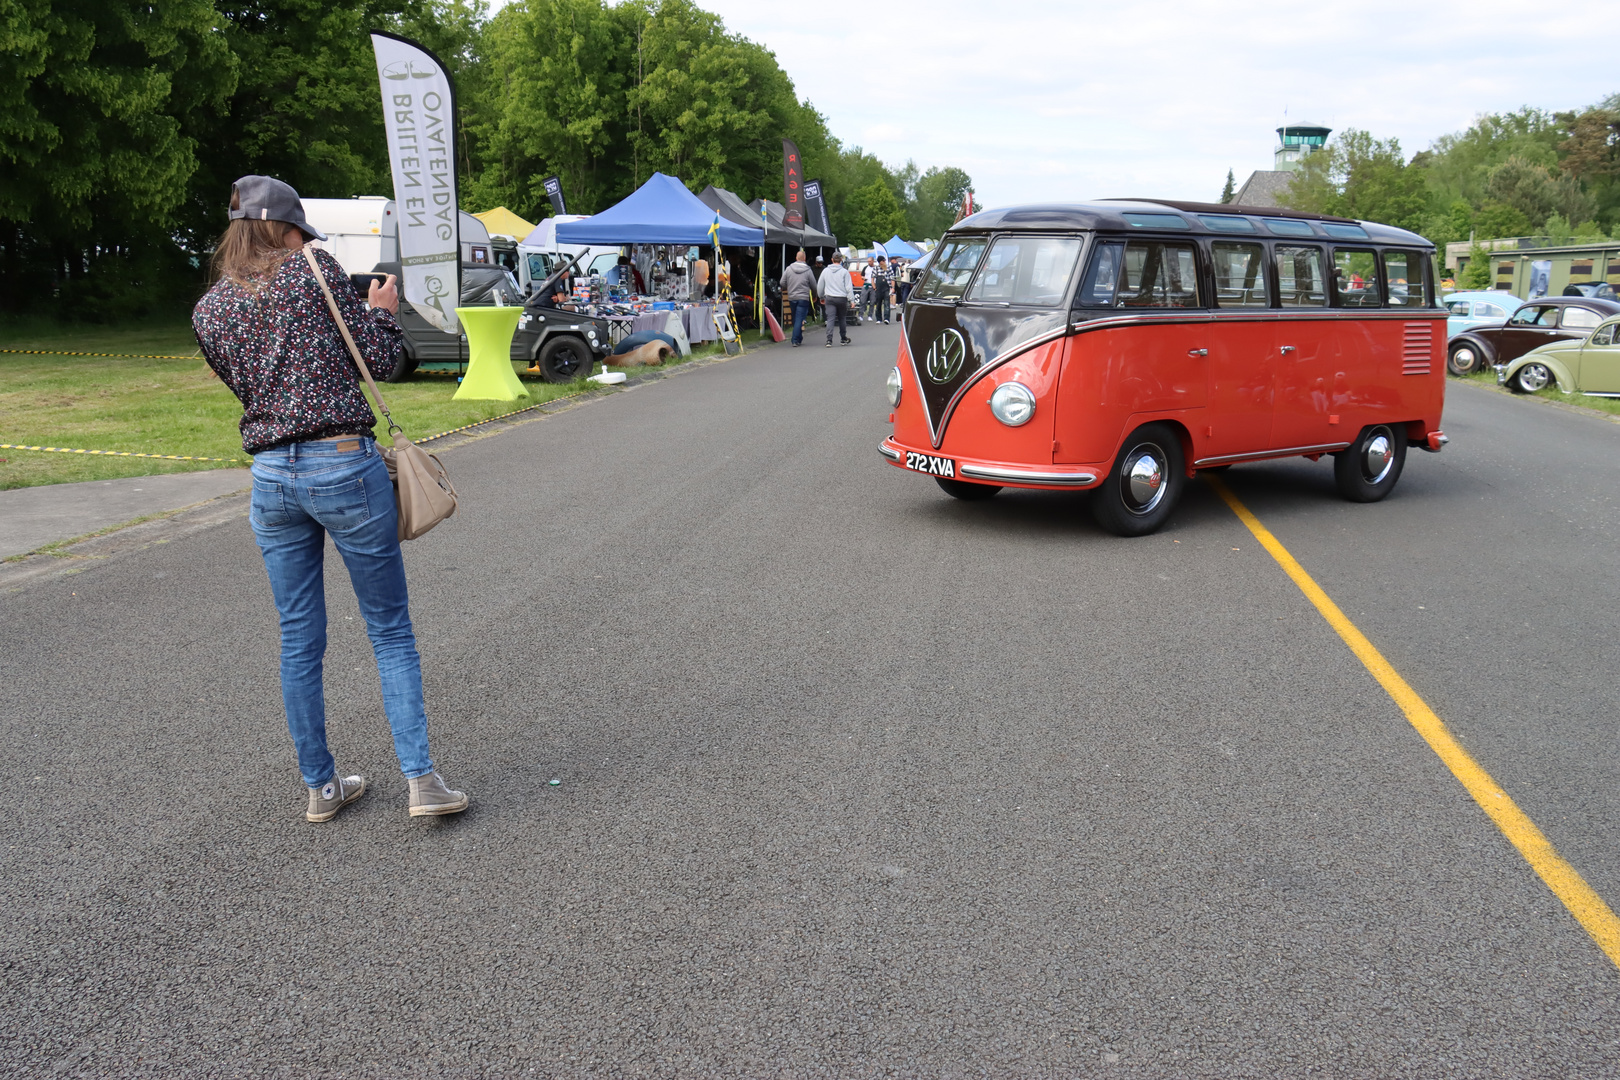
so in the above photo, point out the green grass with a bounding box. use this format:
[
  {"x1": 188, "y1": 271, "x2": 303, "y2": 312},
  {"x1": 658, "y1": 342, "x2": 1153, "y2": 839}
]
[
  {"x1": 0, "y1": 317, "x2": 753, "y2": 490},
  {"x1": 1457, "y1": 369, "x2": 1620, "y2": 418}
]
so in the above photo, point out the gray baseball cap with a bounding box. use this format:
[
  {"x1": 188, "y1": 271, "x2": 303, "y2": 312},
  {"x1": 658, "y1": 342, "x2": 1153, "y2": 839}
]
[{"x1": 228, "y1": 175, "x2": 326, "y2": 241}]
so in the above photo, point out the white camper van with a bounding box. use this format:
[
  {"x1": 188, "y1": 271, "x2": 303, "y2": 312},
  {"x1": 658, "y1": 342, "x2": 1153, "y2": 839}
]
[
  {"x1": 300, "y1": 197, "x2": 388, "y2": 276},
  {"x1": 301, "y1": 197, "x2": 502, "y2": 276}
]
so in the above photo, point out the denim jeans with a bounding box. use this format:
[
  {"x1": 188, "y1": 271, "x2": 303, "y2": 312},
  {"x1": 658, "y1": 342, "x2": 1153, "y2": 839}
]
[
  {"x1": 249, "y1": 437, "x2": 434, "y2": 787},
  {"x1": 789, "y1": 299, "x2": 810, "y2": 344},
  {"x1": 872, "y1": 285, "x2": 889, "y2": 323}
]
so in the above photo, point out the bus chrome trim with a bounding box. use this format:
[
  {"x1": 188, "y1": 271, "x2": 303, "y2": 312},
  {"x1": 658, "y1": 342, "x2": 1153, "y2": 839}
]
[
  {"x1": 959, "y1": 464, "x2": 1098, "y2": 486},
  {"x1": 878, "y1": 441, "x2": 902, "y2": 461},
  {"x1": 1194, "y1": 442, "x2": 1351, "y2": 466}
]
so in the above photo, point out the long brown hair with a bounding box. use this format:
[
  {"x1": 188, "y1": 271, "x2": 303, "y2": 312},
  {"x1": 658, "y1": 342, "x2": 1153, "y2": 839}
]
[{"x1": 209, "y1": 188, "x2": 301, "y2": 288}]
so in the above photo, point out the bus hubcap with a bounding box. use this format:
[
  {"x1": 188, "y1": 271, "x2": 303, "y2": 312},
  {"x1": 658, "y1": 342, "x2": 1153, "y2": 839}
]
[
  {"x1": 1362, "y1": 431, "x2": 1394, "y2": 484},
  {"x1": 1124, "y1": 445, "x2": 1166, "y2": 513}
]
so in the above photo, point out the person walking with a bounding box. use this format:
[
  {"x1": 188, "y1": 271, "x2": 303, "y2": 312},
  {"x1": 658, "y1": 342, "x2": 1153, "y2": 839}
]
[
  {"x1": 192, "y1": 175, "x2": 468, "y2": 823},
  {"x1": 860, "y1": 256, "x2": 878, "y2": 320},
  {"x1": 895, "y1": 258, "x2": 913, "y2": 307},
  {"x1": 780, "y1": 250, "x2": 819, "y2": 347},
  {"x1": 870, "y1": 256, "x2": 891, "y2": 324},
  {"x1": 817, "y1": 253, "x2": 854, "y2": 347}
]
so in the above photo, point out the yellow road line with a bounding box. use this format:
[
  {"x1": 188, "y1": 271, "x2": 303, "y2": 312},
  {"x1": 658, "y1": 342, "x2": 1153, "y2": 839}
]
[{"x1": 1207, "y1": 476, "x2": 1620, "y2": 968}]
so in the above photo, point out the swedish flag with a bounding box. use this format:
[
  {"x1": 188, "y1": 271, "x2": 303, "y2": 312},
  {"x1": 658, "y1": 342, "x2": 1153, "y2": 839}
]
[{"x1": 708, "y1": 212, "x2": 721, "y2": 249}]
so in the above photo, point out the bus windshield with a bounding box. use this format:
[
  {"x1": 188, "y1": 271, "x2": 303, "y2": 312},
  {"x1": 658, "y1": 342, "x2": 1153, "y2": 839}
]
[
  {"x1": 964, "y1": 236, "x2": 1083, "y2": 306},
  {"x1": 913, "y1": 238, "x2": 987, "y2": 300}
]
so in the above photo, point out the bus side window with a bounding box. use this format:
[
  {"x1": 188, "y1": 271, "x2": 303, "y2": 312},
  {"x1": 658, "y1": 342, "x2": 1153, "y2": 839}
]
[
  {"x1": 1383, "y1": 250, "x2": 1427, "y2": 308},
  {"x1": 1117, "y1": 241, "x2": 1200, "y2": 308},
  {"x1": 1211, "y1": 242, "x2": 1268, "y2": 308},
  {"x1": 1277, "y1": 246, "x2": 1326, "y2": 307},
  {"x1": 1333, "y1": 249, "x2": 1381, "y2": 307},
  {"x1": 1078, "y1": 242, "x2": 1123, "y2": 307}
]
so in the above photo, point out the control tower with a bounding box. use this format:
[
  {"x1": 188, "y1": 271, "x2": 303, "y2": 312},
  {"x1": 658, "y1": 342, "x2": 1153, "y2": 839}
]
[{"x1": 1275, "y1": 122, "x2": 1332, "y2": 171}]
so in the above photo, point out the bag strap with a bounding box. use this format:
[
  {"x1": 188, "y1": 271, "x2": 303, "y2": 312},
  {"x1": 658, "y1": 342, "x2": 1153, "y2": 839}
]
[{"x1": 301, "y1": 245, "x2": 403, "y2": 437}]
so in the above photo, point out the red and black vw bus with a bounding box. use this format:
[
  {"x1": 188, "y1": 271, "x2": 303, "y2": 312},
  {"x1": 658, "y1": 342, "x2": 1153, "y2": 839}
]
[{"x1": 880, "y1": 200, "x2": 1447, "y2": 535}]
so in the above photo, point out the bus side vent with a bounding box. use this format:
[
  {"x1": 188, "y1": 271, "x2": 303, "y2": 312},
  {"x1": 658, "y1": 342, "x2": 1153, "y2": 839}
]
[{"x1": 1402, "y1": 322, "x2": 1433, "y2": 375}]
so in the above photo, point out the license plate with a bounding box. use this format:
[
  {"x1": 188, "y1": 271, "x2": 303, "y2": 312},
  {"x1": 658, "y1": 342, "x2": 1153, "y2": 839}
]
[{"x1": 904, "y1": 451, "x2": 956, "y2": 478}]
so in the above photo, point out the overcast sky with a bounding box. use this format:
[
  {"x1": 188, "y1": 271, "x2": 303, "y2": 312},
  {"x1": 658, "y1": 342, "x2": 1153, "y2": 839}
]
[{"x1": 692, "y1": 0, "x2": 1619, "y2": 209}]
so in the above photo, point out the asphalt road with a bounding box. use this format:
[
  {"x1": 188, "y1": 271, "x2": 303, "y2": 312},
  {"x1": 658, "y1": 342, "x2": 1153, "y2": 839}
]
[{"x1": 4, "y1": 323, "x2": 1620, "y2": 1077}]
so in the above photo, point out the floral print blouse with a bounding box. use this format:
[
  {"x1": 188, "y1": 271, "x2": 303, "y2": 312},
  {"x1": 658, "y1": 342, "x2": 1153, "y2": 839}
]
[{"x1": 192, "y1": 247, "x2": 403, "y2": 454}]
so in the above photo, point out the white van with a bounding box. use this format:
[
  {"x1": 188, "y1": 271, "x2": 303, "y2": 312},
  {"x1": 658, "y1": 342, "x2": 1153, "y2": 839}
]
[
  {"x1": 301, "y1": 197, "x2": 501, "y2": 276},
  {"x1": 301, "y1": 197, "x2": 388, "y2": 275}
]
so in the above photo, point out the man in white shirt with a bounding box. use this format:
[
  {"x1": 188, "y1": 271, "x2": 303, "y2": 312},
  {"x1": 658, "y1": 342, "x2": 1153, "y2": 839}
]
[{"x1": 816, "y1": 254, "x2": 854, "y2": 347}]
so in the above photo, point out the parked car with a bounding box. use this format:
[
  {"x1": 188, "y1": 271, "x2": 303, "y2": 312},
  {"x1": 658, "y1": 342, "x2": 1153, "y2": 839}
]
[
  {"x1": 1444, "y1": 295, "x2": 1620, "y2": 378},
  {"x1": 1563, "y1": 282, "x2": 1619, "y2": 301},
  {"x1": 1498, "y1": 313, "x2": 1620, "y2": 395},
  {"x1": 1442, "y1": 290, "x2": 1524, "y2": 361},
  {"x1": 374, "y1": 258, "x2": 611, "y2": 383}
]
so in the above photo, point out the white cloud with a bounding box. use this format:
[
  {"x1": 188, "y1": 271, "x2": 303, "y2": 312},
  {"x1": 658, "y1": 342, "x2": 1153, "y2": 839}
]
[{"x1": 697, "y1": 0, "x2": 1619, "y2": 208}]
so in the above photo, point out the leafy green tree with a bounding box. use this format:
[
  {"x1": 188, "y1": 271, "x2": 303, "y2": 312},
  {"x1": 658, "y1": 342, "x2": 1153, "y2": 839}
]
[
  {"x1": 844, "y1": 177, "x2": 906, "y2": 248},
  {"x1": 468, "y1": 0, "x2": 630, "y2": 217},
  {"x1": 1457, "y1": 243, "x2": 1492, "y2": 289},
  {"x1": 1282, "y1": 128, "x2": 1426, "y2": 232},
  {"x1": 0, "y1": 0, "x2": 238, "y2": 315},
  {"x1": 909, "y1": 166, "x2": 972, "y2": 240}
]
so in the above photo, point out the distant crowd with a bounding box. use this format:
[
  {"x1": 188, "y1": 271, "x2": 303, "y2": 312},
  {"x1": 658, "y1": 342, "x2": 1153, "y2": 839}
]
[{"x1": 778, "y1": 252, "x2": 916, "y2": 348}]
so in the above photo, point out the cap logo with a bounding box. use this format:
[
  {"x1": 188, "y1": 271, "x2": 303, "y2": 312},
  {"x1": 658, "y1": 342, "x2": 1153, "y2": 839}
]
[
  {"x1": 260, "y1": 209, "x2": 268, "y2": 220},
  {"x1": 925, "y1": 328, "x2": 968, "y2": 384}
]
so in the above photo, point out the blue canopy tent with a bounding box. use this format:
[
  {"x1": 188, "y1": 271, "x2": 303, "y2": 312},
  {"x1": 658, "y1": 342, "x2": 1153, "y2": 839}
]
[
  {"x1": 555, "y1": 172, "x2": 765, "y2": 246},
  {"x1": 884, "y1": 235, "x2": 922, "y2": 260}
]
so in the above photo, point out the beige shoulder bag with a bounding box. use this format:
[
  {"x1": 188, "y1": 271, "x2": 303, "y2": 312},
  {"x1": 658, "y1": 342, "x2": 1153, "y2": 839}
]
[{"x1": 302, "y1": 247, "x2": 458, "y2": 541}]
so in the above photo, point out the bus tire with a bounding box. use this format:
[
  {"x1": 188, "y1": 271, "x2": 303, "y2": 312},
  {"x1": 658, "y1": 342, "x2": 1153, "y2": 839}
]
[
  {"x1": 1091, "y1": 423, "x2": 1184, "y2": 537},
  {"x1": 936, "y1": 477, "x2": 1000, "y2": 501},
  {"x1": 1334, "y1": 423, "x2": 1405, "y2": 503},
  {"x1": 537, "y1": 335, "x2": 593, "y2": 383}
]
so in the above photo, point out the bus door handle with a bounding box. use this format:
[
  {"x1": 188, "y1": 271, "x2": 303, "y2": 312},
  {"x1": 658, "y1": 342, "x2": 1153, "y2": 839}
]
[
  {"x1": 1188, "y1": 348, "x2": 1208, "y2": 357},
  {"x1": 1280, "y1": 345, "x2": 1296, "y2": 354}
]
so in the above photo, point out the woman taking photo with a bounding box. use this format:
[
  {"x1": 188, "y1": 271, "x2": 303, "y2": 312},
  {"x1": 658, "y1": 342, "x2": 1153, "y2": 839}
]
[{"x1": 192, "y1": 175, "x2": 467, "y2": 823}]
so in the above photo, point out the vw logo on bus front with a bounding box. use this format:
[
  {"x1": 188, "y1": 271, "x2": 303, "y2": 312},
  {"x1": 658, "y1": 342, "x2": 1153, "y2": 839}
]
[{"x1": 925, "y1": 328, "x2": 968, "y2": 384}]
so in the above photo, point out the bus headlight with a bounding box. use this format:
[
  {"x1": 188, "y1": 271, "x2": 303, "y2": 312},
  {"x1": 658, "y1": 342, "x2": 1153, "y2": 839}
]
[
  {"x1": 989, "y1": 381, "x2": 1035, "y2": 426},
  {"x1": 886, "y1": 366, "x2": 902, "y2": 408}
]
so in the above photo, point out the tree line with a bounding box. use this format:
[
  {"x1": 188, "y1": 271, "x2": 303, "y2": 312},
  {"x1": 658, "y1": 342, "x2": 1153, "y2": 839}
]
[
  {"x1": 1252, "y1": 95, "x2": 1620, "y2": 286},
  {"x1": 1, "y1": 0, "x2": 972, "y2": 321}
]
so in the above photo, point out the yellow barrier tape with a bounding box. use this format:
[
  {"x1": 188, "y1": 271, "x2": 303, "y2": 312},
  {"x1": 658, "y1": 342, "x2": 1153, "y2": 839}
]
[
  {"x1": 0, "y1": 443, "x2": 243, "y2": 463},
  {"x1": 0, "y1": 348, "x2": 199, "y2": 360}
]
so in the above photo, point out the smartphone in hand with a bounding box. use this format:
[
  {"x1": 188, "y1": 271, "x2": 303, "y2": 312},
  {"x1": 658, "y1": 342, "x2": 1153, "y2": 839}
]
[{"x1": 349, "y1": 273, "x2": 387, "y2": 293}]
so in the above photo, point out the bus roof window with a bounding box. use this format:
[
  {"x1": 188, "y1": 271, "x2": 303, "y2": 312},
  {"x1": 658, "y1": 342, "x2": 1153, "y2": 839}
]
[
  {"x1": 1262, "y1": 218, "x2": 1316, "y2": 237},
  {"x1": 1122, "y1": 212, "x2": 1191, "y2": 230},
  {"x1": 1322, "y1": 223, "x2": 1369, "y2": 240},
  {"x1": 1198, "y1": 215, "x2": 1256, "y2": 233}
]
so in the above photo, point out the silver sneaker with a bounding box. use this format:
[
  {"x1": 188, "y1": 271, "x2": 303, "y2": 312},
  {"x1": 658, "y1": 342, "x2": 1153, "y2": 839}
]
[
  {"x1": 408, "y1": 771, "x2": 469, "y2": 817},
  {"x1": 307, "y1": 773, "x2": 366, "y2": 822}
]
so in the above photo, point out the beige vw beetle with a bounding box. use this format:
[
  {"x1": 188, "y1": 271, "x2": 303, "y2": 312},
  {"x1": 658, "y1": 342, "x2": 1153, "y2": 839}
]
[{"x1": 1499, "y1": 314, "x2": 1620, "y2": 396}]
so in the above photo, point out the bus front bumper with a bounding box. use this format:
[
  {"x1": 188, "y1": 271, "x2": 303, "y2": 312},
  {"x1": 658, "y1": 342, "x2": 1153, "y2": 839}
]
[{"x1": 879, "y1": 438, "x2": 1102, "y2": 489}]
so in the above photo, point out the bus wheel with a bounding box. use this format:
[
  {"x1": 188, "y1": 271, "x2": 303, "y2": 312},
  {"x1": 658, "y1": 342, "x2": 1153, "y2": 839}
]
[
  {"x1": 1333, "y1": 423, "x2": 1405, "y2": 503},
  {"x1": 1091, "y1": 423, "x2": 1184, "y2": 537},
  {"x1": 936, "y1": 477, "x2": 1000, "y2": 501},
  {"x1": 1511, "y1": 362, "x2": 1552, "y2": 394},
  {"x1": 1446, "y1": 342, "x2": 1481, "y2": 376},
  {"x1": 537, "y1": 335, "x2": 592, "y2": 382}
]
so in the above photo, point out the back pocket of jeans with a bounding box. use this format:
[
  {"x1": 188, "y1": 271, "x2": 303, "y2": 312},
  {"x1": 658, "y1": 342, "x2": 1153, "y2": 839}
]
[
  {"x1": 309, "y1": 476, "x2": 371, "y2": 531},
  {"x1": 250, "y1": 479, "x2": 290, "y2": 528}
]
